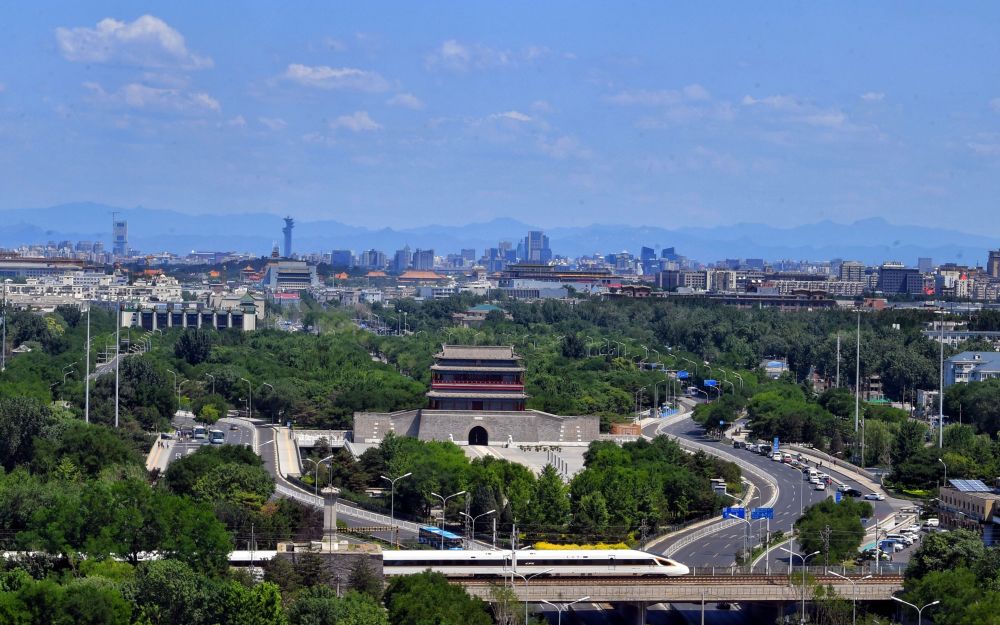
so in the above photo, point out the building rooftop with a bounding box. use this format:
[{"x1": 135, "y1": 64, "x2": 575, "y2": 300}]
[
  {"x1": 436, "y1": 345, "x2": 520, "y2": 361},
  {"x1": 398, "y1": 270, "x2": 445, "y2": 281},
  {"x1": 947, "y1": 351, "x2": 1000, "y2": 371},
  {"x1": 426, "y1": 390, "x2": 529, "y2": 400},
  {"x1": 949, "y1": 479, "x2": 994, "y2": 493},
  {"x1": 431, "y1": 364, "x2": 525, "y2": 373}
]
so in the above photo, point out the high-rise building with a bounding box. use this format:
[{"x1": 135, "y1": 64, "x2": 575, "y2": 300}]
[
  {"x1": 523, "y1": 231, "x2": 551, "y2": 263},
  {"x1": 412, "y1": 249, "x2": 434, "y2": 270},
  {"x1": 918, "y1": 257, "x2": 933, "y2": 274},
  {"x1": 988, "y1": 250, "x2": 1000, "y2": 278},
  {"x1": 282, "y1": 217, "x2": 294, "y2": 258},
  {"x1": 112, "y1": 219, "x2": 128, "y2": 257},
  {"x1": 330, "y1": 250, "x2": 353, "y2": 267},
  {"x1": 877, "y1": 263, "x2": 923, "y2": 295},
  {"x1": 640, "y1": 246, "x2": 658, "y2": 275},
  {"x1": 393, "y1": 246, "x2": 412, "y2": 273},
  {"x1": 840, "y1": 261, "x2": 865, "y2": 282},
  {"x1": 460, "y1": 248, "x2": 476, "y2": 264}
]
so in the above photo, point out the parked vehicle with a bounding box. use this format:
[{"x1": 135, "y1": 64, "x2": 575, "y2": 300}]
[
  {"x1": 885, "y1": 533, "x2": 914, "y2": 546},
  {"x1": 813, "y1": 482, "x2": 827, "y2": 491}
]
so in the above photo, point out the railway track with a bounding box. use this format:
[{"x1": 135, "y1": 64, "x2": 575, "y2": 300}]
[{"x1": 453, "y1": 574, "x2": 904, "y2": 586}]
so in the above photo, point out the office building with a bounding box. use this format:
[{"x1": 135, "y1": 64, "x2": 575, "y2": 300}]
[
  {"x1": 392, "y1": 246, "x2": 412, "y2": 273},
  {"x1": 918, "y1": 257, "x2": 934, "y2": 274},
  {"x1": 839, "y1": 261, "x2": 865, "y2": 282},
  {"x1": 523, "y1": 231, "x2": 552, "y2": 263},
  {"x1": 937, "y1": 479, "x2": 1000, "y2": 545},
  {"x1": 412, "y1": 249, "x2": 434, "y2": 271},
  {"x1": 282, "y1": 217, "x2": 294, "y2": 258},
  {"x1": 330, "y1": 250, "x2": 353, "y2": 268},
  {"x1": 358, "y1": 250, "x2": 386, "y2": 269},
  {"x1": 112, "y1": 219, "x2": 128, "y2": 257},
  {"x1": 989, "y1": 250, "x2": 1000, "y2": 278},
  {"x1": 876, "y1": 263, "x2": 923, "y2": 295}
]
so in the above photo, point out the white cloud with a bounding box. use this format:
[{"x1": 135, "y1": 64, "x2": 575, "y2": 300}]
[
  {"x1": 990, "y1": 98, "x2": 1000, "y2": 113},
  {"x1": 425, "y1": 39, "x2": 552, "y2": 72},
  {"x1": 492, "y1": 110, "x2": 532, "y2": 122},
  {"x1": 84, "y1": 81, "x2": 220, "y2": 114},
  {"x1": 968, "y1": 141, "x2": 1000, "y2": 156},
  {"x1": 608, "y1": 84, "x2": 712, "y2": 107},
  {"x1": 258, "y1": 117, "x2": 287, "y2": 131},
  {"x1": 225, "y1": 115, "x2": 247, "y2": 128},
  {"x1": 56, "y1": 15, "x2": 212, "y2": 69},
  {"x1": 329, "y1": 111, "x2": 381, "y2": 132},
  {"x1": 538, "y1": 135, "x2": 591, "y2": 160},
  {"x1": 530, "y1": 100, "x2": 553, "y2": 113},
  {"x1": 0, "y1": 83, "x2": 6, "y2": 93},
  {"x1": 741, "y1": 94, "x2": 802, "y2": 111},
  {"x1": 387, "y1": 92, "x2": 424, "y2": 110},
  {"x1": 283, "y1": 64, "x2": 389, "y2": 92},
  {"x1": 861, "y1": 92, "x2": 885, "y2": 102}
]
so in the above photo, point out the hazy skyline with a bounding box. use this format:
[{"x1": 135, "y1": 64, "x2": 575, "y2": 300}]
[{"x1": 3, "y1": 3, "x2": 1000, "y2": 233}]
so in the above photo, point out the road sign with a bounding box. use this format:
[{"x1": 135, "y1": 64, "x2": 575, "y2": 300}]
[
  {"x1": 751, "y1": 507, "x2": 774, "y2": 520},
  {"x1": 677, "y1": 370, "x2": 690, "y2": 379},
  {"x1": 773, "y1": 437, "x2": 780, "y2": 453},
  {"x1": 704, "y1": 379, "x2": 718, "y2": 387},
  {"x1": 723, "y1": 507, "x2": 746, "y2": 520},
  {"x1": 835, "y1": 491, "x2": 842, "y2": 503}
]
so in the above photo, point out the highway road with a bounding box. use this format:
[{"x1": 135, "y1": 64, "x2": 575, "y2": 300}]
[{"x1": 644, "y1": 408, "x2": 908, "y2": 573}]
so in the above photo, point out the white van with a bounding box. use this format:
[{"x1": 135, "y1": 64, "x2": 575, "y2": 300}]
[{"x1": 886, "y1": 533, "x2": 914, "y2": 546}]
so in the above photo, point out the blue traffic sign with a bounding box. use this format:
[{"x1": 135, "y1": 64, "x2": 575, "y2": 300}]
[
  {"x1": 751, "y1": 507, "x2": 774, "y2": 520},
  {"x1": 835, "y1": 490, "x2": 842, "y2": 503},
  {"x1": 677, "y1": 370, "x2": 690, "y2": 379},
  {"x1": 723, "y1": 507, "x2": 746, "y2": 520},
  {"x1": 773, "y1": 437, "x2": 780, "y2": 453},
  {"x1": 704, "y1": 379, "x2": 718, "y2": 387}
]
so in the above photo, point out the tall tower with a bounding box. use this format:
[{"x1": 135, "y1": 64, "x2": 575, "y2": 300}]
[
  {"x1": 988, "y1": 250, "x2": 1000, "y2": 278},
  {"x1": 282, "y1": 217, "x2": 294, "y2": 258},
  {"x1": 112, "y1": 213, "x2": 128, "y2": 258}
]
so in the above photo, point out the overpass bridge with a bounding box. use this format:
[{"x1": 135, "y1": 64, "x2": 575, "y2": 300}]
[{"x1": 458, "y1": 572, "x2": 903, "y2": 603}]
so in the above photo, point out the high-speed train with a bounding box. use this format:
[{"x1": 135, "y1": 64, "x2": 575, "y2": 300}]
[{"x1": 382, "y1": 549, "x2": 690, "y2": 578}]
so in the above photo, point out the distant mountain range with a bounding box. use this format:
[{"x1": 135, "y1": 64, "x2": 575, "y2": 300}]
[{"x1": 0, "y1": 202, "x2": 995, "y2": 266}]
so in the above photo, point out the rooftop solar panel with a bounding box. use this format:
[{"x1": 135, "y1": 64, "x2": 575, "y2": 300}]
[{"x1": 949, "y1": 479, "x2": 992, "y2": 492}]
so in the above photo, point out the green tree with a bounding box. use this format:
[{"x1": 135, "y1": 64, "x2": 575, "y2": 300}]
[
  {"x1": 907, "y1": 529, "x2": 986, "y2": 580},
  {"x1": 288, "y1": 588, "x2": 388, "y2": 625},
  {"x1": 0, "y1": 397, "x2": 50, "y2": 471},
  {"x1": 530, "y1": 465, "x2": 570, "y2": 531},
  {"x1": 384, "y1": 571, "x2": 492, "y2": 625},
  {"x1": 174, "y1": 329, "x2": 214, "y2": 365},
  {"x1": 794, "y1": 498, "x2": 873, "y2": 564},
  {"x1": 347, "y1": 557, "x2": 383, "y2": 601}
]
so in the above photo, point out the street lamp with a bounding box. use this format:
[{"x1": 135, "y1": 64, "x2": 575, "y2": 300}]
[
  {"x1": 634, "y1": 387, "x2": 646, "y2": 422},
  {"x1": 827, "y1": 571, "x2": 872, "y2": 625},
  {"x1": 205, "y1": 373, "x2": 215, "y2": 395},
  {"x1": 781, "y1": 547, "x2": 820, "y2": 624},
  {"x1": 429, "y1": 490, "x2": 467, "y2": 549},
  {"x1": 721, "y1": 493, "x2": 752, "y2": 564},
  {"x1": 541, "y1": 597, "x2": 590, "y2": 625},
  {"x1": 303, "y1": 454, "x2": 336, "y2": 496},
  {"x1": 240, "y1": 377, "x2": 253, "y2": 420},
  {"x1": 511, "y1": 568, "x2": 553, "y2": 625},
  {"x1": 938, "y1": 458, "x2": 948, "y2": 487},
  {"x1": 381, "y1": 472, "x2": 413, "y2": 529},
  {"x1": 891, "y1": 597, "x2": 939, "y2": 625},
  {"x1": 261, "y1": 382, "x2": 274, "y2": 423},
  {"x1": 459, "y1": 509, "x2": 496, "y2": 545},
  {"x1": 167, "y1": 369, "x2": 179, "y2": 408}
]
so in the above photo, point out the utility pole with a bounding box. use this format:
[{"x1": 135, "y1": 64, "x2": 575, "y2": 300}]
[
  {"x1": 854, "y1": 312, "x2": 861, "y2": 464},
  {"x1": 939, "y1": 314, "x2": 945, "y2": 448},
  {"x1": 1, "y1": 279, "x2": 7, "y2": 373},
  {"x1": 84, "y1": 306, "x2": 91, "y2": 423},
  {"x1": 822, "y1": 525, "x2": 832, "y2": 567},
  {"x1": 114, "y1": 298, "x2": 121, "y2": 428},
  {"x1": 836, "y1": 333, "x2": 841, "y2": 388}
]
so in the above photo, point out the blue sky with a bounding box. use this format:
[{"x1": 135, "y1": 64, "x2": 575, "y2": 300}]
[{"x1": 2, "y1": 2, "x2": 1000, "y2": 232}]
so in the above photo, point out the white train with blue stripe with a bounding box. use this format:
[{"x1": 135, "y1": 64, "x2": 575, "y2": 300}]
[{"x1": 382, "y1": 549, "x2": 689, "y2": 577}]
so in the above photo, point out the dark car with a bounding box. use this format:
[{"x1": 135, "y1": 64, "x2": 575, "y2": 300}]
[{"x1": 845, "y1": 487, "x2": 864, "y2": 497}]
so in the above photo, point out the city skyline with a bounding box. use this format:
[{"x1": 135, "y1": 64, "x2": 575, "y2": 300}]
[{"x1": 4, "y1": 4, "x2": 1000, "y2": 232}]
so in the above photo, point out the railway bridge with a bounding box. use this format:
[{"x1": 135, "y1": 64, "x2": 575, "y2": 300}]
[{"x1": 459, "y1": 571, "x2": 903, "y2": 603}]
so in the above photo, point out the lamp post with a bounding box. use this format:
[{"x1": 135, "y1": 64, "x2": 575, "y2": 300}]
[
  {"x1": 240, "y1": 377, "x2": 253, "y2": 420},
  {"x1": 459, "y1": 509, "x2": 496, "y2": 546},
  {"x1": 938, "y1": 458, "x2": 948, "y2": 488},
  {"x1": 634, "y1": 387, "x2": 646, "y2": 422},
  {"x1": 511, "y1": 568, "x2": 553, "y2": 625},
  {"x1": 429, "y1": 490, "x2": 466, "y2": 549},
  {"x1": 892, "y1": 597, "x2": 939, "y2": 625},
  {"x1": 781, "y1": 547, "x2": 820, "y2": 624},
  {"x1": 205, "y1": 373, "x2": 215, "y2": 395},
  {"x1": 261, "y1": 382, "x2": 274, "y2": 423},
  {"x1": 722, "y1": 493, "x2": 751, "y2": 564},
  {"x1": 303, "y1": 454, "x2": 336, "y2": 496},
  {"x1": 541, "y1": 597, "x2": 590, "y2": 625},
  {"x1": 827, "y1": 571, "x2": 872, "y2": 625},
  {"x1": 62, "y1": 362, "x2": 78, "y2": 384},
  {"x1": 380, "y1": 472, "x2": 412, "y2": 529},
  {"x1": 167, "y1": 369, "x2": 179, "y2": 408}
]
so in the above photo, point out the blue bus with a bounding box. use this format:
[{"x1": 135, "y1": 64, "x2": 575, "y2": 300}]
[{"x1": 418, "y1": 526, "x2": 463, "y2": 550}]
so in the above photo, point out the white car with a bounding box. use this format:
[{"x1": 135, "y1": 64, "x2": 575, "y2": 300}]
[
  {"x1": 864, "y1": 493, "x2": 886, "y2": 501},
  {"x1": 814, "y1": 482, "x2": 827, "y2": 491}
]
